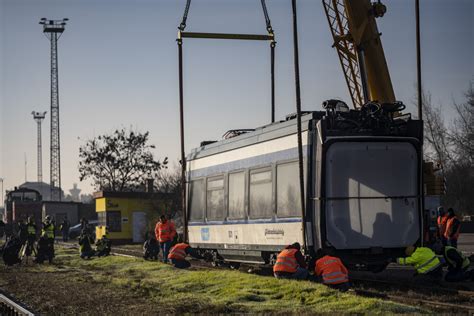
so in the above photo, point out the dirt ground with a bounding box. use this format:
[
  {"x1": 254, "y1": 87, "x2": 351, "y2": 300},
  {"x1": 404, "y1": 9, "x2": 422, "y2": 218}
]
[{"x1": 0, "y1": 254, "x2": 168, "y2": 314}]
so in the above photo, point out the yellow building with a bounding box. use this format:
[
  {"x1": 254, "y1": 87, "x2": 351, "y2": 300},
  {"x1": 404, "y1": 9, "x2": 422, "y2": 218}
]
[{"x1": 94, "y1": 191, "x2": 168, "y2": 243}]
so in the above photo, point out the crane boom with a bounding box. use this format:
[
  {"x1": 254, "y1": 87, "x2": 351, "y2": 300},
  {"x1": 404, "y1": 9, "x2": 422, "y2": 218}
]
[{"x1": 323, "y1": 0, "x2": 396, "y2": 108}]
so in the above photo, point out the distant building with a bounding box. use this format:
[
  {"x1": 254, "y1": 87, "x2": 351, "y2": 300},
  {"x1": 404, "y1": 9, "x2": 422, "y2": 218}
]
[
  {"x1": 69, "y1": 183, "x2": 81, "y2": 202},
  {"x1": 19, "y1": 182, "x2": 64, "y2": 201}
]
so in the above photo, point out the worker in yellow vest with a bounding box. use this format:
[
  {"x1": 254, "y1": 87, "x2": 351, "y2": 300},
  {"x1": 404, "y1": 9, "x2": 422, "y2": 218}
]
[
  {"x1": 41, "y1": 216, "x2": 55, "y2": 263},
  {"x1": 396, "y1": 246, "x2": 443, "y2": 279},
  {"x1": 435, "y1": 245, "x2": 472, "y2": 282}
]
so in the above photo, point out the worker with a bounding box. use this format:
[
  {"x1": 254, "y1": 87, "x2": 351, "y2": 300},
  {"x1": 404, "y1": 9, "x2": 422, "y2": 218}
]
[
  {"x1": 396, "y1": 246, "x2": 443, "y2": 279},
  {"x1": 17, "y1": 218, "x2": 29, "y2": 246},
  {"x1": 167, "y1": 237, "x2": 203, "y2": 268},
  {"x1": 445, "y1": 208, "x2": 461, "y2": 248},
  {"x1": 95, "y1": 233, "x2": 111, "y2": 257},
  {"x1": 437, "y1": 206, "x2": 449, "y2": 246},
  {"x1": 314, "y1": 249, "x2": 350, "y2": 291},
  {"x1": 273, "y1": 242, "x2": 308, "y2": 280},
  {"x1": 22, "y1": 217, "x2": 37, "y2": 260},
  {"x1": 155, "y1": 215, "x2": 176, "y2": 263},
  {"x1": 41, "y1": 216, "x2": 55, "y2": 263},
  {"x1": 143, "y1": 234, "x2": 160, "y2": 260},
  {"x1": 2, "y1": 235, "x2": 22, "y2": 266},
  {"x1": 78, "y1": 231, "x2": 95, "y2": 259},
  {"x1": 59, "y1": 217, "x2": 70, "y2": 242},
  {"x1": 434, "y1": 244, "x2": 471, "y2": 282}
]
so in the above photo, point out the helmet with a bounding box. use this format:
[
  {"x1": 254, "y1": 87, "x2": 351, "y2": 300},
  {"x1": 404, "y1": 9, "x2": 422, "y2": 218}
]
[
  {"x1": 405, "y1": 246, "x2": 415, "y2": 256},
  {"x1": 45, "y1": 215, "x2": 51, "y2": 221}
]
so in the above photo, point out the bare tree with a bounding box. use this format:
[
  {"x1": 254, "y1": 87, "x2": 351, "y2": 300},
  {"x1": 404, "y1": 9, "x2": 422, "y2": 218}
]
[
  {"x1": 422, "y1": 92, "x2": 453, "y2": 168},
  {"x1": 449, "y1": 85, "x2": 474, "y2": 165}
]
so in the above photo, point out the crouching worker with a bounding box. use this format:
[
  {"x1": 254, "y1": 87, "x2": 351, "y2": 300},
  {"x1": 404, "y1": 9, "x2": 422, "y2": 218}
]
[
  {"x1": 78, "y1": 232, "x2": 95, "y2": 259},
  {"x1": 314, "y1": 249, "x2": 350, "y2": 291},
  {"x1": 273, "y1": 242, "x2": 308, "y2": 280},
  {"x1": 35, "y1": 236, "x2": 51, "y2": 264},
  {"x1": 436, "y1": 245, "x2": 471, "y2": 282},
  {"x1": 143, "y1": 235, "x2": 160, "y2": 260},
  {"x1": 397, "y1": 246, "x2": 443, "y2": 279},
  {"x1": 96, "y1": 234, "x2": 111, "y2": 257},
  {"x1": 167, "y1": 238, "x2": 203, "y2": 269}
]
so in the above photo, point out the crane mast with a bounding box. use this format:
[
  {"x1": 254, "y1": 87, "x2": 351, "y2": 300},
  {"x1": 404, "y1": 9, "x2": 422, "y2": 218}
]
[{"x1": 323, "y1": 0, "x2": 396, "y2": 108}]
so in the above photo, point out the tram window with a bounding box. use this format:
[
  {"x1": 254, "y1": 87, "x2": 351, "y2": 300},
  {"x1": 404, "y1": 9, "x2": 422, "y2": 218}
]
[
  {"x1": 277, "y1": 162, "x2": 301, "y2": 217},
  {"x1": 228, "y1": 172, "x2": 245, "y2": 219},
  {"x1": 207, "y1": 177, "x2": 225, "y2": 220},
  {"x1": 249, "y1": 169, "x2": 273, "y2": 218},
  {"x1": 189, "y1": 179, "x2": 205, "y2": 221}
]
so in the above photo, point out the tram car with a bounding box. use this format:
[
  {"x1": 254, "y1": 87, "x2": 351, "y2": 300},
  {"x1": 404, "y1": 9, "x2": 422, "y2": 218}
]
[{"x1": 186, "y1": 101, "x2": 423, "y2": 271}]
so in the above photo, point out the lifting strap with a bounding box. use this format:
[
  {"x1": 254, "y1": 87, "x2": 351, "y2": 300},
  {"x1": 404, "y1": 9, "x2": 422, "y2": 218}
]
[
  {"x1": 291, "y1": 0, "x2": 307, "y2": 253},
  {"x1": 176, "y1": 0, "x2": 277, "y2": 242}
]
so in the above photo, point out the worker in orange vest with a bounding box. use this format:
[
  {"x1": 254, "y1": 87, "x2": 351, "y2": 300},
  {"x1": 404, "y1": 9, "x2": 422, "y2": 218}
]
[
  {"x1": 445, "y1": 208, "x2": 461, "y2": 248},
  {"x1": 273, "y1": 242, "x2": 308, "y2": 280},
  {"x1": 154, "y1": 215, "x2": 176, "y2": 263},
  {"x1": 314, "y1": 249, "x2": 350, "y2": 291},
  {"x1": 167, "y1": 237, "x2": 203, "y2": 269},
  {"x1": 437, "y1": 206, "x2": 449, "y2": 246}
]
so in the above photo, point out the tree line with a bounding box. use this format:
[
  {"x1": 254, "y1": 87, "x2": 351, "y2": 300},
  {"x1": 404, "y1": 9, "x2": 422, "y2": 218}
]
[{"x1": 423, "y1": 84, "x2": 474, "y2": 215}]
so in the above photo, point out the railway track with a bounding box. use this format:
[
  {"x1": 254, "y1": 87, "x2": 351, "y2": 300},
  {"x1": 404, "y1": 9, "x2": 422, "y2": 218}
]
[
  {"x1": 56, "y1": 242, "x2": 474, "y2": 313},
  {"x1": 0, "y1": 288, "x2": 35, "y2": 316}
]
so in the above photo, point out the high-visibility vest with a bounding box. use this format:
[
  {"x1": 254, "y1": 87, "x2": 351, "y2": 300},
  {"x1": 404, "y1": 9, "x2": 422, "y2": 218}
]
[
  {"x1": 437, "y1": 215, "x2": 448, "y2": 237},
  {"x1": 168, "y1": 243, "x2": 189, "y2": 260},
  {"x1": 397, "y1": 247, "x2": 442, "y2": 274},
  {"x1": 42, "y1": 223, "x2": 55, "y2": 239},
  {"x1": 273, "y1": 249, "x2": 299, "y2": 273},
  {"x1": 155, "y1": 221, "x2": 176, "y2": 243},
  {"x1": 444, "y1": 217, "x2": 460, "y2": 240},
  {"x1": 27, "y1": 224, "x2": 36, "y2": 236},
  {"x1": 445, "y1": 246, "x2": 470, "y2": 270},
  {"x1": 315, "y1": 255, "x2": 349, "y2": 285}
]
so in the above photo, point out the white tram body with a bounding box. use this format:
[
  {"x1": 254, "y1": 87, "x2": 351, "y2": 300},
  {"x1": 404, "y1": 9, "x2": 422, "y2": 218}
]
[{"x1": 186, "y1": 110, "x2": 423, "y2": 270}]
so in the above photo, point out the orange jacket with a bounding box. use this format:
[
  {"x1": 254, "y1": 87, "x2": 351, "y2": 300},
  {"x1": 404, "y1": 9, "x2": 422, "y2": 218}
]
[
  {"x1": 273, "y1": 249, "x2": 299, "y2": 273},
  {"x1": 315, "y1": 255, "x2": 349, "y2": 285},
  {"x1": 168, "y1": 243, "x2": 189, "y2": 260},
  {"x1": 437, "y1": 214, "x2": 449, "y2": 237},
  {"x1": 155, "y1": 220, "x2": 176, "y2": 243},
  {"x1": 445, "y1": 216, "x2": 461, "y2": 240}
]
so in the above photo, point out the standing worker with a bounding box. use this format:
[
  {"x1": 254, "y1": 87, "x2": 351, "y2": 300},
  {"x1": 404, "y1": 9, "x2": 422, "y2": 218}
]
[
  {"x1": 155, "y1": 215, "x2": 176, "y2": 263},
  {"x1": 273, "y1": 242, "x2": 308, "y2": 280},
  {"x1": 314, "y1": 249, "x2": 350, "y2": 291},
  {"x1": 435, "y1": 244, "x2": 471, "y2": 282},
  {"x1": 41, "y1": 215, "x2": 55, "y2": 263},
  {"x1": 59, "y1": 217, "x2": 70, "y2": 242},
  {"x1": 396, "y1": 246, "x2": 443, "y2": 279},
  {"x1": 437, "y1": 206, "x2": 449, "y2": 246},
  {"x1": 167, "y1": 237, "x2": 203, "y2": 268},
  {"x1": 22, "y1": 216, "x2": 37, "y2": 261},
  {"x1": 17, "y1": 218, "x2": 29, "y2": 246},
  {"x1": 445, "y1": 208, "x2": 461, "y2": 248}
]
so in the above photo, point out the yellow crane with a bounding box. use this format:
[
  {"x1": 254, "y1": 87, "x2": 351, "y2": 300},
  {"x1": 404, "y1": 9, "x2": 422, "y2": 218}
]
[{"x1": 323, "y1": 0, "x2": 396, "y2": 108}]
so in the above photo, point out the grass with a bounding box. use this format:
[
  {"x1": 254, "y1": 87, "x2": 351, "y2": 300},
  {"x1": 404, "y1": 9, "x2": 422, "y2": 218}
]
[{"x1": 49, "y1": 247, "x2": 425, "y2": 314}]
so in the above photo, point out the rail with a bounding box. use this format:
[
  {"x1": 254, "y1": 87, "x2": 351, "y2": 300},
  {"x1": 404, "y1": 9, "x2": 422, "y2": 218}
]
[{"x1": 0, "y1": 290, "x2": 35, "y2": 316}]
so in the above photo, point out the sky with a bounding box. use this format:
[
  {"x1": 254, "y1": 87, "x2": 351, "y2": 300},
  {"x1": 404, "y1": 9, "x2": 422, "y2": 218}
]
[{"x1": 0, "y1": 0, "x2": 472, "y2": 198}]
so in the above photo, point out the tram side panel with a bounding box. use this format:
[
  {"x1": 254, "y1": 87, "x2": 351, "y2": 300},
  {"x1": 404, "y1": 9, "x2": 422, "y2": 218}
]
[{"x1": 186, "y1": 131, "x2": 311, "y2": 263}]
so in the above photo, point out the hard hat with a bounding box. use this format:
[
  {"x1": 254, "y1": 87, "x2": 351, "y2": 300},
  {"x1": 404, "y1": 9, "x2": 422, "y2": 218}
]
[
  {"x1": 45, "y1": 215, "x2": 51, "y2": 221},
  {"x1": 405, "y1": 246, "x2": 415, "y2": 256}
]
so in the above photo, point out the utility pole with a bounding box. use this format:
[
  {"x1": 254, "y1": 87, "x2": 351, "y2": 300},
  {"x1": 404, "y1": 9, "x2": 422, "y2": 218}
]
[
  {"x1": 39, "y1": 18, "x2": 68, "y2": 201},
  {"x1": 32, "y1": 111, "x2": 47, "y2": 183}
]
